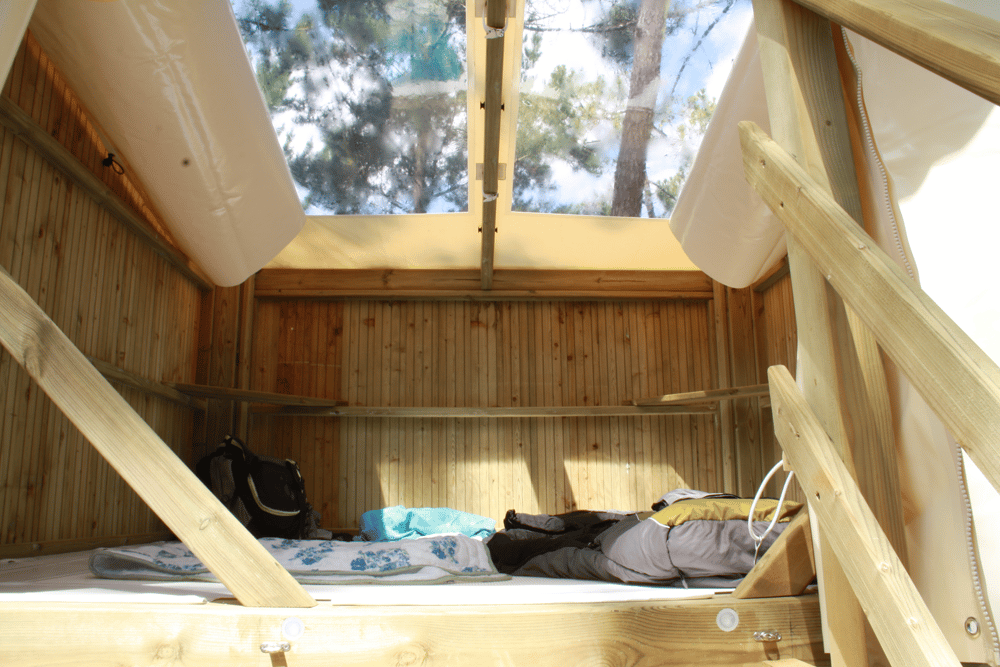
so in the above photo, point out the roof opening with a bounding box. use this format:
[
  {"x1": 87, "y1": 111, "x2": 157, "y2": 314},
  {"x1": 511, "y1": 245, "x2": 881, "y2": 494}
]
[{"x1": 233, "y1": 0, "x2": 470, "y2": 215}]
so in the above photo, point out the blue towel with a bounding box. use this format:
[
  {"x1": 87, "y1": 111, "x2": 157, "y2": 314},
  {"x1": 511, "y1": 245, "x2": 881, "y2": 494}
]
[{"x1": 359, "y1": 506, "x2": 497, "y2": 541}]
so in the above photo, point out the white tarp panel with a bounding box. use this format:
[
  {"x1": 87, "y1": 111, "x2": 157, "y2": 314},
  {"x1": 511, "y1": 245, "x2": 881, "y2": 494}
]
[
  {"x1": 0, "y1": 1, "x2": 36, "y2": 90},
  {"x1": 668, "y1": 25, "x2": 779, "y2": 288},
  {"x1": 28, "y1": 0, "x2": 305, "y2": 287}
]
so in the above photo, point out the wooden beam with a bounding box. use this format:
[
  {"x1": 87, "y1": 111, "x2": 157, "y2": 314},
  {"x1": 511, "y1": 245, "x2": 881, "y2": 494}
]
[
  {"x1": 750, "y1": 1, "x2": 907, "y2": 662},
  {"x1": 86, "y1": 356, "x2": 206, "y2": 410},
  {"x1": 0, "y1": 265, "x2": 315, "y2": 608},
  {"x1": 254, "y1": 268, "x2": 715, "y2": 300},
  {"x1": 740, "y1": 119, "x2": 1000, "y2": 498},
  {"x1": 768, "y1": 364, "x2": 962, "y2": 667},
  {"x1": 480, "y1": 0, "x2": 507, "y2": 290},
  {"x1": 169, "y1": 382, "x2": 347, "y2": 407},
  {"x1": 0, "y1": 96, "x2": 212, "y2": 291},
  {"x1": 633, "y1": 383, "x2": 769, "y2": 406},
  {"x1": 0, "y1": 593, "x2": 826, "y2": 667},
  {"x1": 732, "y1": 509, "x2": 816, "y2": 599},
  {"x1": 793, "y1": 0, "x2": 1000, "y2": 106},
  {"x1": 265, "y1": 404, "x2": 717, "y2": 418}
]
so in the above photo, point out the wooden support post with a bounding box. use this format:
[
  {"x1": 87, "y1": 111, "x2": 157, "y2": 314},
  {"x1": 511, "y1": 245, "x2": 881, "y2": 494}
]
[
  {"x1": 769, "y1": 364, "x2": 962, "y2": 667},
  {"x1": 750, "y1": 0, "x2": 906, "y2": 662},
  {"x1": 0, "y1": 265, "x2": 315, "y2": 608}
]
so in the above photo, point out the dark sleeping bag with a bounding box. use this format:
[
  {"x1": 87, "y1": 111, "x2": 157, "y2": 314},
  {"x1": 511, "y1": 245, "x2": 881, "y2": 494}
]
[{"x1": 486, "y1": 496, "x2": 803, "y2": 586}]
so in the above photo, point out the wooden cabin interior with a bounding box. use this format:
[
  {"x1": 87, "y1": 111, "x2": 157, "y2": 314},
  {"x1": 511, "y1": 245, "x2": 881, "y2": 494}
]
[{"x1": 1, "y1": 0, "x2": 999, "y2": 665}]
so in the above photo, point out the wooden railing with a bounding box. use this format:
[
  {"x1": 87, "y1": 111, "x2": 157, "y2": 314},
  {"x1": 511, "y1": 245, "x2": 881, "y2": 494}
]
[{"x1": 746, "y1": 0, "x2": 1000, "y2": 665}]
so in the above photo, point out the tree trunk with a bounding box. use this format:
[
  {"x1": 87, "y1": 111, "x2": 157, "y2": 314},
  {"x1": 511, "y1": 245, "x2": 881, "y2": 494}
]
[{"x1": 610, "y1": 0, "x2": 669, "y2": 217}]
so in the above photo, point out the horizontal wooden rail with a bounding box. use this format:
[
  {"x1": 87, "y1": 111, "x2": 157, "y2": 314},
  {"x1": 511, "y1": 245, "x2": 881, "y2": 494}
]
[
  {"x1": 169, "y1": 382, "x2": 347, "y2": 407},
  {"x1": 0, "y1": 265, "x2": 314, "y2": 608},
  {"x1": 769, "y1": 364, "x2": 961, "y2": 666},
  {"x1": 87, "y1": 356, "x2": 206, "y2": 410},
  {"x1": 254, "y1": 268, "x2": 715, "y2": 300},
  {"x1": 794, "y1": 0, "x2": 1000, "y2": 106},
  {"x1": 0, "y1": 531, "x2": 172, "y2": 559},
  {"x1": 0, "y1": 97, "x2": 213, "y2": 290},
  {"x1": 740, "y1": 120, "x2": 1000, "y2": 497},
  {"x1": 261, "y1": 404, "x2": 717, "y2": 418},
  {"x1": 633, "y1": 384, "x2": 769, "y2": 406}
]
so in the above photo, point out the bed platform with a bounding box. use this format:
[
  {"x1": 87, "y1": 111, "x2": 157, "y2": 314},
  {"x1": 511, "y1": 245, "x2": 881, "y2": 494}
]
[{"x1": 2, "y1": 549, "x2": 825, "y2": 666}]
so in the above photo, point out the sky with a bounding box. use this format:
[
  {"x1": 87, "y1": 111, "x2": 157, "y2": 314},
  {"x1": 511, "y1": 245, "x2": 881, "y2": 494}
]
[
  {"x1": 513, "y1": 0, "x2": 754, "y2": 213},
  {"x1": 232, "y1": 0, "x2": 755, "y2": 216}
]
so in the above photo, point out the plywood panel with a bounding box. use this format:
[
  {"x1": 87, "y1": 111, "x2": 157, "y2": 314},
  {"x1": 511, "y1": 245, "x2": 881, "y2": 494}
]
[
  {"x1": 251, "y1": 296, "x2": 721, "y2": 529},
  {"x1": 0, "y1": 34, "x2": 201, "y2": 552}
]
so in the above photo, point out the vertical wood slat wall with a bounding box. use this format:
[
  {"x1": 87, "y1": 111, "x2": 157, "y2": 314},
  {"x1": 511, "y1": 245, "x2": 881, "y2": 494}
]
[
  {"x1": 706, "y1": 263, "x2": 799, "y2": 501},
  {"x1": 249, "y1": 297, "x2": 730, "y2": 529},
  {"x1": 753, "y1": 264, "x2": 802, "y2": 500},
  {"x1": 0, "y1": 34, "x2": 202, "y2": 552},
  {"x1": 0, "y1": 31, "x2": 802, "y2": 545}
]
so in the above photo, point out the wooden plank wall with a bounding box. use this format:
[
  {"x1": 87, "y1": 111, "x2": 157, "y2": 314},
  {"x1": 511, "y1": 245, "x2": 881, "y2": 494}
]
[
  {"x1": 249, "y1": 295, "x2": 724, "y2": 529},
  {"x1": 0, "y1": 33, "x2": 202, "y2": 554},
  {"x1": 752, "y1": 262, "x2": 803, "y2": 500},
  {"x1": 711, "y1": 261, "x2": 798, "y2": 500}
]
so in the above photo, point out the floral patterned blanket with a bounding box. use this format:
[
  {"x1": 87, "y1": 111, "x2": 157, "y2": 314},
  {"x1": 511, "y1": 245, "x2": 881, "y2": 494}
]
[{"x1": 89, "y1": 534, "x2": 507, "y2": 584}]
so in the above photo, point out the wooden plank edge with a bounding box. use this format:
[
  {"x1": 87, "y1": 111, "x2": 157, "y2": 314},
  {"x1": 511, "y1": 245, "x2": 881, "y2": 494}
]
[
  {"x1": 634, "y1": 383, "x2": 770, "y2": 406},
  {"x1": 768, "y1": 364, "x2": 962, "y2": 666},
  {"x1": 87, "y1": 356, "x2": 206, "y2": 410},
  {"x1": 167, "y1": 382, "x2": 347, "y2": 407},
  {"x1": 739, "y1": 119, "x2": 1000, "y2": 497}
]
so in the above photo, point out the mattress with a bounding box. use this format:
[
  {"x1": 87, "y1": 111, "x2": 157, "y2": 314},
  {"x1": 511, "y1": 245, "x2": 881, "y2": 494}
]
[{"x1": 1, "y1": 549, "x2": 727, "y2": 606}]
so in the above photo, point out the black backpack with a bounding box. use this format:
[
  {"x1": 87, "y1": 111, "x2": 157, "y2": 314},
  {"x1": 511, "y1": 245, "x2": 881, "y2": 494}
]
[{"x1": 196, "y1": 435, "x2": 314, "y2": 539}]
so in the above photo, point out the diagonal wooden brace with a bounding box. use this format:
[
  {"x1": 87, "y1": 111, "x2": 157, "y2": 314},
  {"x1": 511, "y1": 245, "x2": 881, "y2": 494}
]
[
  {"x1": 768, "y1": 364, "x2": 960, "y2": 667},
  {"x1": 0, "y1": 265, "x2": 315, "y2": 608}
]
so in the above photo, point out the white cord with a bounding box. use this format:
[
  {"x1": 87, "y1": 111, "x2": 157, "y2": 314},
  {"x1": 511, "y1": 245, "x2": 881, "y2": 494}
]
[{"x1": 749, "y1": 459, "x2": 795, "y2": 561}]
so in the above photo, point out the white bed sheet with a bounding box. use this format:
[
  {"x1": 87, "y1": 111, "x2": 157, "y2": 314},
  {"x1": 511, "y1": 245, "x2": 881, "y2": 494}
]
[{"x1": 1, "y1": 550, "x2": 724, "y2": 606}]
